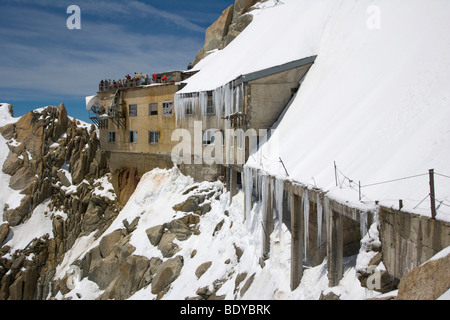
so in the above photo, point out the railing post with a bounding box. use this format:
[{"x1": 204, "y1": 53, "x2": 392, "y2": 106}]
[
  {"x1": 334, "y1": 161, "x2": 338, "y2": 187},
  {"x1": 429, "y1": 169, "x2": 436, "y2": 219}
]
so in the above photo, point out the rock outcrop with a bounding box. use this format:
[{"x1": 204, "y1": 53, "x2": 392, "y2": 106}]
[
  {"x1": 112, "y1": 167, "x2": 140, "y2": 210},
  {"x1": 397, "y1": 249, "x2": 450, "y2": 300},
  {"x1": 0, "y1": 105, "x2": 117, "y2": 300},
  {"x1": 189, "y1": 0, "x2": 258, "y2": 67}
]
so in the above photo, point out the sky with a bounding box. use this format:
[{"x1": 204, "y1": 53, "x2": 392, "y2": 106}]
[{"x1": 0, "y1": 0, "x2": 234, "y2": 122}]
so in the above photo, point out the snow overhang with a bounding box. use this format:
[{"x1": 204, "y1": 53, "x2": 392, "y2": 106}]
[
  {"x1": 240, "y1": 55, "x2": 317, "y2": 84},
  {"x1": 85, "y1": 95, "x2": 99, "y2": 111}
]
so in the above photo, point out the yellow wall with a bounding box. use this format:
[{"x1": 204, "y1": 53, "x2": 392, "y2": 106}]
[{"x1": 98, "y1": 85, "x2": 179, "y2": 156}]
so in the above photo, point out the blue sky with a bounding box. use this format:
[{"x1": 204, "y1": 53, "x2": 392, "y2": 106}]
[{"x1": 0, "y1": 0, "x2": 234, "y2": 122}]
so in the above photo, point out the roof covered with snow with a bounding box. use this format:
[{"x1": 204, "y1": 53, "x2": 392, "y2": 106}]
[
  {"x1": 178, "y1": 0, "x2": 333, "y2": 94},
  {"x1": 244, "y1": 0, "x2": 450, "y2": 221}
]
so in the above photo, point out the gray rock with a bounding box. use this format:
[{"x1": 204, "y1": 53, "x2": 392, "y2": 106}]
[
  {"x1": 88, "y1": 255, "x2": 121, "y2": 290},
  {"x1": 11, "y1": 255, "x2": 26, "y2": 270},
  {"x1": 102, "y1": 254, "x2": 151, "y2": 300},
  {"x1": 0, "y1": 123, "x2": 15, "y2": 140},
  {"x1": 56, "y1": 170, "x2": 71, "y2": 188},
  {"x1": 172, "y1": 196, "x2": 199, "y2": 213},
  {"x1": 149, "y1": 257, "x2": 163, "y2": 275},
  {"x1": 213, "y1": 219, "x2": 225, "y2": 236},
  {"x1": 240, "y1": 273, "x2": 255, "y2": 297},
  {"x1": 158, "y1": 233, "x2": 180, "y2": 258},
  {"x1": 99, "y1": 229, "x2": 123, "y2": 258},
  {"x1": 319, "y1": 291, "x2": 341, "y2": 300},
  {"x1": 146, "y1": 225, "x2": 164, "y2": 246},
  {"x1": 199, "y1": 202, "x2": 212, "y2": 215},
  {"x1": 0, "y1": 223, "x2": 10, "y2": 246},
  {"x1": 167, "y1": 219, "x2": 192, "y2": 241},
  {"x1": 9, "y1": 166, "x2": 36, "y2": 191},
  {"x1": 151, "y1": 256, "x2": 184, "y2": 295},
  {"x1": 195, "y1": 261, "x2": 212, "y2": 279},
  {"x1": 2, "y1": 151, "x2": 23, "y2": 176},
  {"x1": 4, "y1": 195, "x2": 32, "y2": 227},
  {"x1": 233, "y1": 0, "x2": 257, "y2": 18},
  {"x1": 123, "y1": 216, "x2": 140, "y2": 233},
  {"x1": 234, "y1": 272, "x2": 248, "y2": 296},
  {"x1": 397, "y1": 252, "x2": 450, "y2": 300}
]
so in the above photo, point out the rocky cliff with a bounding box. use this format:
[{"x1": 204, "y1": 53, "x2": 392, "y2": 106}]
[
  {"x1": 189, "y1": 0, "x2": 259, "y2": 67},
  {"x1": 0, "y1": 104, "x2": 117, "y2": 299}
]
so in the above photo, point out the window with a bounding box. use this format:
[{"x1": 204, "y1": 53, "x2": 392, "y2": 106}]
[
  {"x1": 206, "y1": 95, "x2": 215, "y2": 115},
  {"x1": 129, "y1": 104, "x2": 137, "y2": 117},
  {"x1": 185, "y1": 104, "x2": 194, "y2": 115},
  {"x1": 162, "y1": 101, "x2": 173, "y2": 116},
  {"x1": 108, "y1": 131, "x2": 116, "y2": 142},
  {"x1": 129, "y1": 131, "x2": 138, "y2": 143},
  {"x1": 149, "y1": 131, "x2": 160, "y2": 144},
  {"x1": 203, "y1": 129, "x2": 223, "y2": 145},
  {"x1": 149, "y1": 103, "x2": 158, "y2": 116}
]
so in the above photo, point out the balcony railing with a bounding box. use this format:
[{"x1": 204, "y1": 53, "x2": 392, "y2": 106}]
[{"x1": 98, "y1": 78, "x2": 175, "y2": 92}]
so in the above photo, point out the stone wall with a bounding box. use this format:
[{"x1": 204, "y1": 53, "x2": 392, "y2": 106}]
[{"x1": 379, "y1": 207, "x2": 450, "y2": 281}]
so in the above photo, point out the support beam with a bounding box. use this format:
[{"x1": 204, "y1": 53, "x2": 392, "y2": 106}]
[
  {"x1": 290, "y1": 192, "x2": 304, "y2": 291},
  {"x1": 226, "y1": 167, "x2": 230, "y2": 191},
  {"x1": 327, "y1": 208, "x2": 343, "y2": 287},
  {"x1": 229, "y1": 168, "x2": 238, "y2": 205}
]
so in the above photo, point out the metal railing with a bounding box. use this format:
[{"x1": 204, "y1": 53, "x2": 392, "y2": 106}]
[{"x1": 98, "y1": 78, "x2": 175, "y2": 92}]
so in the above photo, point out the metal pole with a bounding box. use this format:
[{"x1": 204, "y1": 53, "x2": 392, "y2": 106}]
[
  {"x1": 358, "y1": 181, "x2": 361, "y2": 201},
  {"x1": 429, "y1": 169, "x2": 436, "y2": 219},
  {"x1": 334, "y1": 161, "x2": 338, "y2": 187}
]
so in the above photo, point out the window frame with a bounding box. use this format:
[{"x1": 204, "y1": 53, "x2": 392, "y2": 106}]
[
  {"x1": 148, "y1": 130, "x2": 160, "y2": 144},
  {"x1": 206, "y1": 95, "x2": 215, "y2": 115},
  {"x1": 202, "y1": 129, "x2": 223, "y2": 146},
  {"x1": 162, "y1": 101, "x2": 174, "y2": 116},
  {"x1": 129, "y1": 130, "x2": 138, "y2": 143},
  {"x1": 129, "y1": 104, "x2": 138, "y2": 117},
  {"x1": 108, "y1": 131, "x2": 116, "y2": 143},
  {"x1": 149, "y1": 102, "x2": 158, "y2": 116}
]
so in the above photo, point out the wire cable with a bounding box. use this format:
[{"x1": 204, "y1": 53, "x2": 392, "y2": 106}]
[
  {"x1": 435, "y1": 172, "x2": 450, "y2": 179},
  {"x1": 361, "y1": 173, "x2": 428, "y2": 188}
]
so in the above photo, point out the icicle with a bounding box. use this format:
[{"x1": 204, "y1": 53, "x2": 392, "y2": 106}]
[
  {"x1": 317, "y1": 195, "x2": 323, "y2": 248},
  {"x1": 199, "y1": 91, "x2": 208, "y2": 116},
  {"x1": 360, "y1": 210, "x2": 368, "y2": 239},
  {"x1": 323, "y1": 195, "x2": 330, "y2": 250},
  {"x1": 174, "y1": 93, "x2": 182, "y2": 127},
  {"x1": 275, "y1": 178, "x2": 284, "y2": 239},
  {"x1": 270, "y1": 177, "x2": 275, "y2": 218},
  {"x1": 244, "y1": 166, "x2": 254, "y2": 220},
  {"x1": 261, "y1": 174, "x2": 269, "y2": 220},
  {"x1": 174, "y1": 93, "x2": 199, "y2": 127},
  {"x1": 303, "y1": 189, "x2": 309, "y2": 260}
]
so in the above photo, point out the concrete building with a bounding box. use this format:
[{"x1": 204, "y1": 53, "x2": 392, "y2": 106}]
[
  {"x1": 87, "y1": 74, "x2": 185, "y2": 176},
  {"x1": 174, "y1": 56, "x2": 317, "y2": 184},
  {"x1": 87, "y1": 56, "x2": 315, "y2": 182}
]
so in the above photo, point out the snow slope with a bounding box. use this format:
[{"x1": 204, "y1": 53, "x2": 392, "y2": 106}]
[
  {"x1": 239, "y1": 0, "x2": 450, "y2": 221},
  {"x1": 54, "y1": 167, "x2": 374, "y2": 300}
]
